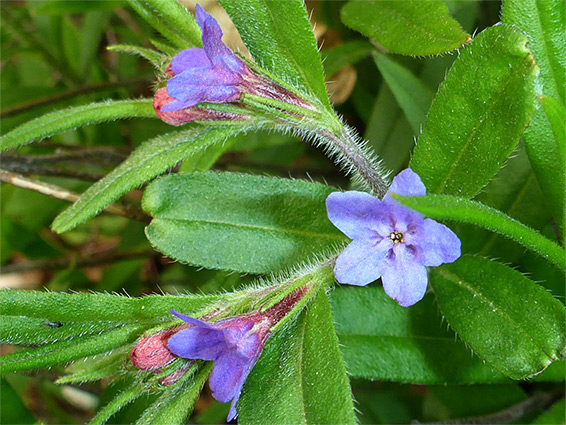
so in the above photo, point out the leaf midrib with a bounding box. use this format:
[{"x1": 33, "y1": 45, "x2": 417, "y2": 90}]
[
  {"x1": 438, "y1": 267, "x2": 556, "y2": 361},
  {"x1": 433, "y1": 52, "x2": 534, "y2": 194},
  {"x1": 153, "y1": 217, "x2": 345, "y2": 241}
]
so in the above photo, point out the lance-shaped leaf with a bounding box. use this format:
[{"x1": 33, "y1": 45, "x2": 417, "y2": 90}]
[
  {"x1": 0, "y1": 289, "x2": 218, "y2": 347},
  {"x1": 502, "y1": 0, "x2": 566, "y2": 238},
  {"x1": 135, "y1": 363, "x2": 212, "y2": 425},
  {"x1": 374, "y1": 53, "x2": 434, "y2": 134},
  {"x1": 331, "y1": 286, "x2": 506, "y2": 384},
  {"x1": 341, "y1": 0, "x2": 470, "y2": 56},
  {"x1": 127, "y1": 0, "x2": 201, "y2": 50},
  {"x1": 0, "y1": 324, "x2": 145, "y2": 373},
  {"x1": 90, "y1": 380, "x2": 146, "y2": 425},
  {"x1": 410, "y1": 25, "x2": 539, "y2": 197},
  {"x1": 52, "y1": 126, "x2": 250, "y2": 233},
  {"x1": 218, "y1": 0, "x2": 330, "y2": 109},
  {"x1": 322, "y1": 40, "x2": 375, "y2": 77},
  {"x1": 107, "y1": 44, "x2": 169, "y2": 70},
  {"x1": 393, "y1": 194, "x2": 565, "y2": 271},
  {"x1": 502, "y1": 0, "x2": 565, "y2": 104},
  {"x1": 142, "y1": 172, "x2": 347, "y2": 274},
  {"x1": 238, "y1": 290, "x2": 356, "y2": 424},
  {"x1": 430, "y1": 256, "x2": 566, "y2": 379},
  {"x1": 0, "y1": 99, "x2": 155, "y2": 152}
]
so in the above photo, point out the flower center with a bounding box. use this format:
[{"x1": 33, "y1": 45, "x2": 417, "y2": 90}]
[{"x1": 389, "y1": 230, "x2": 405, "y2": 244}]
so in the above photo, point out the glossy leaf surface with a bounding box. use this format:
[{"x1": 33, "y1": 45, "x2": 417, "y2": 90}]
[
  {"x1": 410, "y1": 25, "x2": 539, "y2": 197},
  {"x1": 341, "y1": 0, "x2": 469, "y2": 55},
  {"x1": 239, "y1": 291, "x2": 356, "y2": 424},
  {"x1": 219, "y1": 0, "x2": 330, "y2": 108},
  {"x1": 430, "y1": 256, "x2": 566, "y2": 379},
  {"x1": 143, "y1": 172, "x2": 346, "y2": 274}
]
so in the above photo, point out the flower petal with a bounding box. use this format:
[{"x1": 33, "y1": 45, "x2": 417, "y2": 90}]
[
  {"x1": 381, "y1": 245, "x2": 428, "y2": 307},
  {"x1": 326, "y1": 191, "x2": 391, "y2": 240},
  {"x1": 170, "y1": 309, "x2": 215, "y2": 329},
  {"x1": 171, "y1": 48, "x2": 211, "y2": 75},
  {"x1": 162, "y1": 81, "x2": 240, "y2": 111},
  {"x1": 195, "y1": 5, "x2": 245, "y2": 74},
  {"x1": 334, "y1": 238, "x2": 390, "y2": 286},
  {"x1": 164, "y1": 67, "x2": 241, "y2": 109},
  {"x1": 385, "y1": 168, "x2": 427, "y2": 202},
  {"x1": 167, "y1": 327, "x2": 226, "y2": 361},
  {"x1": 408, "y1": 219, "x2": 461, "y2": 267},
  {"x1": 209, "y1": 350, "x2": 255, "y2": 421}
]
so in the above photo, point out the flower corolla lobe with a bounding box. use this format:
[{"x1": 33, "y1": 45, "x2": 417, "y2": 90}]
[
  {"x1": 167, "y1": 286, "x2": 308, "y2": 421},
  {"x1": 326, "y1": 169, "x2": 461, "y2": 307},
  {"x1": 154, "y1": 4, "x2": 313, "y2": 125}
]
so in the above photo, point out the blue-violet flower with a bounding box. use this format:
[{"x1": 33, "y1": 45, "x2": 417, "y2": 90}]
[
  {"x1": 168, "y1": 286, "x2": 307, "y2": 421},
  {"x1": 155, "y1": 4, "x2": 312, "y2": 126},
  {"x1": 326, "y1": 168, "x2": 461, "y2": 307}
]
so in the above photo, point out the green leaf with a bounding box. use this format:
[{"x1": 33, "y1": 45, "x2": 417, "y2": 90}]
[
  {"x1": 0, "y1": 99, "x2": 156, "y2": 152},
  {"x1": 0, "y1": 377, "x2": 37, "y2": 424},
  {"x1": 218, "y1": 0, "x2": 330, "y2": 108},
  {"x1": 532, "y1": 399, "x2": 566, "y2": 425},
  {"x1": 0, "y1": 324, "x2": 145, "y2": 373},
  {"x1": 322, "y1": 40, "x2": 375, "y2": 76},
  {"x1": 537, "y1": 96, "x2": 566, "y2": 238},
  {"x1": 108, "y1": 44, "x2": 169, "y2": 70},
  {"x1": 143, "y1": 172, "x2": 346, "y2": 274},
  {"x1": 410, "y1": 25, "x2": 539, "y2": 197},
  {"x1": 542, "y1": 97, "x2": 566, "y2": 167},
  {"x1": 52, "y1": 126, "x2": 248, "y2": 233},
  {"x1": 35, "y1": 0, "x2": 124, "y2": 14},
  {"x1": 0, "y1": 289, "x2": 217, "y2": 323},
  {"x1": 341, "y1": 0, "x2": 470, "y2": 56},
  {"x1": 521, "y1": 109, "x2": 566, "y2": 239},
  {"x1": 127, "y1": 0, "x2": 201, "y2": 50},
  {"x1": 239, "y1": 291, "x2": 356, "y2": 424},
  {"x1": 502, "y1": 0, "x2": 565, "y2": 104},
  {"x1": 142, "y1": 0, "x2": 201, "y2": 48},
  {"x1": 373, "y1": 53, "x2": 434, "y2": 134},
  {"x1": 470, "y1": 142, "x2": 551, "y2": 262},
  {"x1": 430, "y1": 256, "x2": 566, "y2": 379},
  {"x1": 365, "y1": 84, "x2": 414, "y2": 174},
  {"x1": 393, "y1": 193, "x2": 565, "y2": 271},
  {"x1": 136, "y1": 363, "x2": 212, "y2": 425},
  {"x1": 502, "y1": 0, "x2": 566, "y2": 238},
  {"x1": 90, "y1": 380, "x2": 146, "y2": 425},
  {"x1": 56, "y1": 348, "x2": 130, "y2": 384},
  {"x1": 331, "y1": 286, "x2": 506, "y2": 384}
]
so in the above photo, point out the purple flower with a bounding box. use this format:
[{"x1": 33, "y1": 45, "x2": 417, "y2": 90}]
[
  {"x1": 161, "y1": 5, "x2": 247, "y2": 113},
  {"x1": 167, "y1": 286, "x2": 308, "y2": 421},
  {"x1": 168, "y1": 310, "x2": 268, "y2": 421},
  {"x1": 326, "y1": 169, "x2": 461, "y2": 307},
  {"x1": 155, "y1": 4, "x2": 312, "y2": 125}
]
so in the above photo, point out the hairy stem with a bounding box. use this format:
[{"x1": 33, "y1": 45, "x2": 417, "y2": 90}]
[{"x1": 317, "y1": 126, "x2": 389, "y2": 197}]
